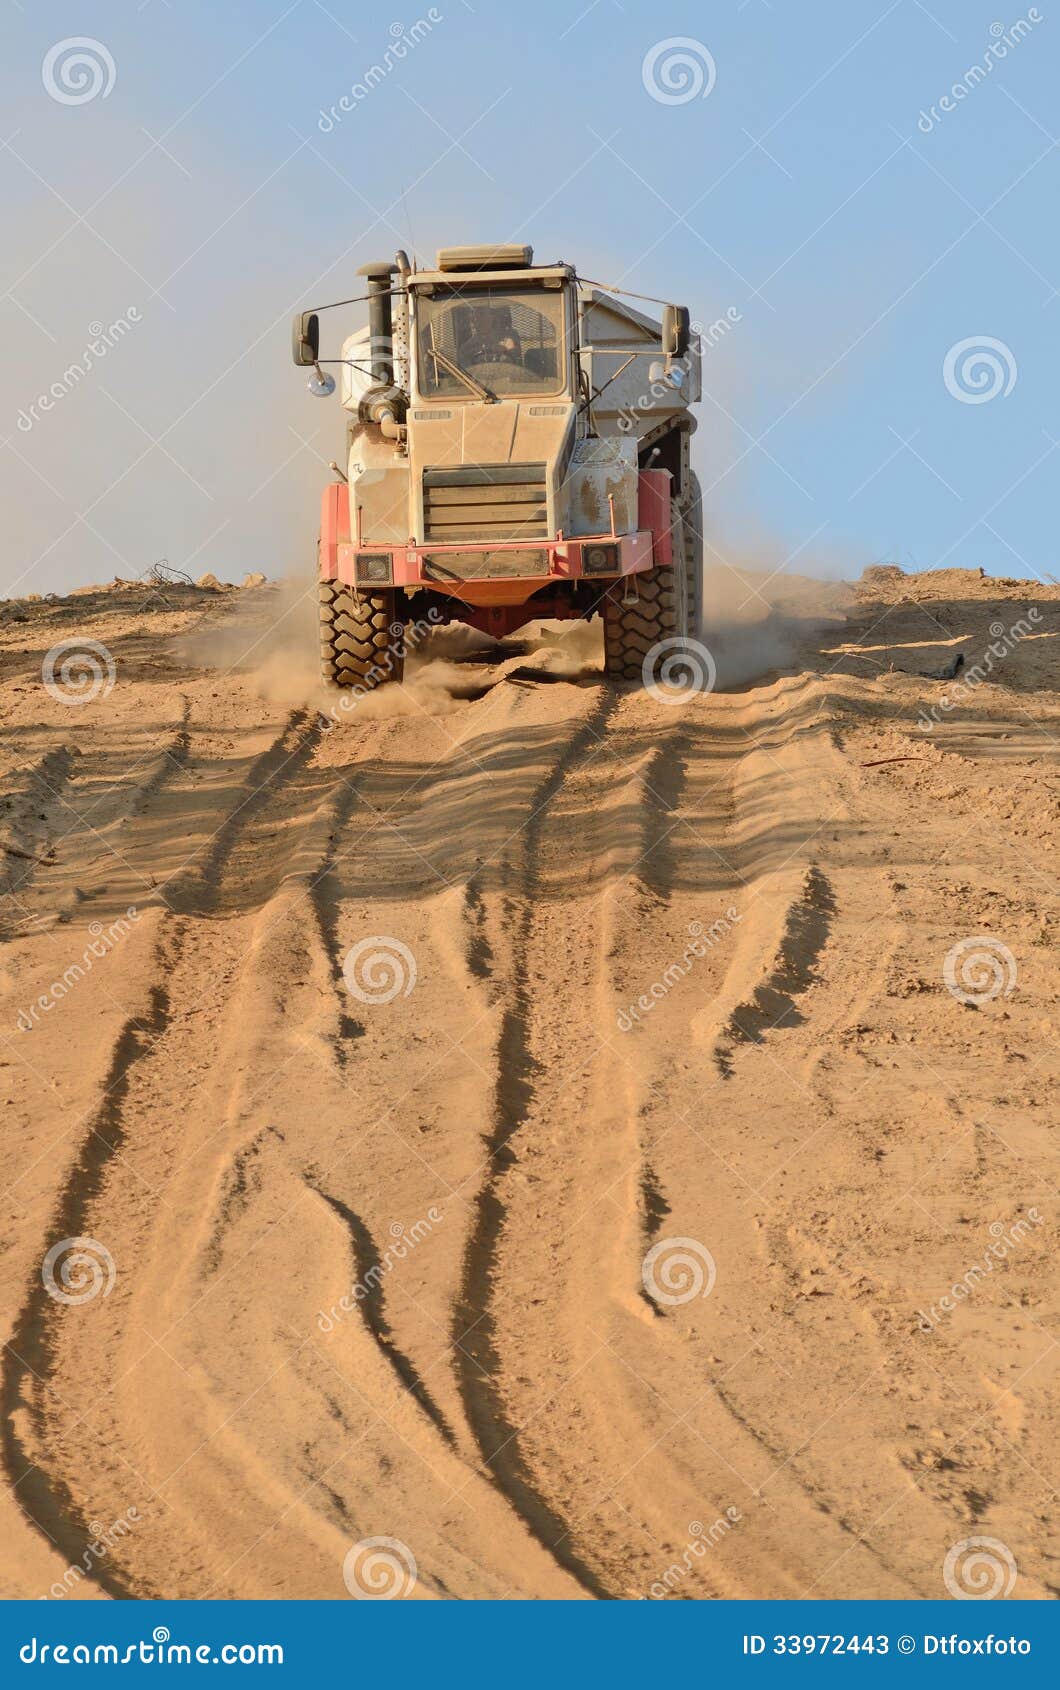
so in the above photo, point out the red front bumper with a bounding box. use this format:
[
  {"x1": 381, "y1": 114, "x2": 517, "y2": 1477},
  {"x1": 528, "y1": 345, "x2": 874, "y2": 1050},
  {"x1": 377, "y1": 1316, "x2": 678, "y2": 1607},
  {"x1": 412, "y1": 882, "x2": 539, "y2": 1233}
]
[{"x1": 317, "y1": 468, "x2": 673, "y2": 603}]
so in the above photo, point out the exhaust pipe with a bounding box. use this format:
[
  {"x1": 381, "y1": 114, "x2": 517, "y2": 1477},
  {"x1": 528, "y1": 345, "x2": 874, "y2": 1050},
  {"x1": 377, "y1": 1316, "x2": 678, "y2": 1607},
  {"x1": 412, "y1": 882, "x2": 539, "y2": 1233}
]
[{"x1": 356, "y1": 260, "x2": 395, "y2": 384}]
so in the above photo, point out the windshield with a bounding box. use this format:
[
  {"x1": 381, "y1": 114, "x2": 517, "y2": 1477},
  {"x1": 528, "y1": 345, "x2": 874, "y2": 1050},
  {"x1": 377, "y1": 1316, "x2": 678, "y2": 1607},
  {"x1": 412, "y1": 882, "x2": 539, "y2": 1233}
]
[{"x1": 416, "y1": 285, "x2": 567, "y2": 400}]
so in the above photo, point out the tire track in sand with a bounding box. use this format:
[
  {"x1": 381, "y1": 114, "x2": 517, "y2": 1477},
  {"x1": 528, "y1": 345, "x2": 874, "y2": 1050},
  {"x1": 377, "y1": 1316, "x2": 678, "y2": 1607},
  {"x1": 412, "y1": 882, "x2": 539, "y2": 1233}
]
[
  {"x1": 0, "y1": 747, "x2": 76, "y2": 938},
  {"x1": 450, "y1": 690, "x2": 617, "y2": 1600},
  {"x1": 306, "y1": 1180, "x2": 457, "y2": 1450},
  {"x1": 0, "y1": 709, "x2": 323, "y2": 1592},
  {"x1": 450, "y1": 694, "x2": 748, "y2": 1598},
  {"x1": 0, "y1": 984, "x2": 169, "y2": 1595}
]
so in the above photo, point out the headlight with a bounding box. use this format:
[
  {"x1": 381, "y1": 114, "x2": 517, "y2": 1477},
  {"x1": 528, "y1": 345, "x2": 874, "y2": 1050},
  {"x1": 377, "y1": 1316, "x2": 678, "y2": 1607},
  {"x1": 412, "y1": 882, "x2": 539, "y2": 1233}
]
[
  {"x1": 355, "y1": 553, "x2": 392, "y2": 584},
  {"x1": 583, "y1": 543, "x2": 619, "y2": 574}
]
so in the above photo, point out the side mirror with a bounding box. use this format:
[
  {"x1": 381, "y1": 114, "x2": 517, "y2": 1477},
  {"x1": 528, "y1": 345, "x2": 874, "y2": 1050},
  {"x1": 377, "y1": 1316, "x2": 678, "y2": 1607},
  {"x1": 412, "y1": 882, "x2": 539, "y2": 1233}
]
[
  {"x1": 662, "y1": 303, "x2": 691, "y2": 360},
  {"x1": 292, "y1": 311, "x2": 320, "y2": 367}
]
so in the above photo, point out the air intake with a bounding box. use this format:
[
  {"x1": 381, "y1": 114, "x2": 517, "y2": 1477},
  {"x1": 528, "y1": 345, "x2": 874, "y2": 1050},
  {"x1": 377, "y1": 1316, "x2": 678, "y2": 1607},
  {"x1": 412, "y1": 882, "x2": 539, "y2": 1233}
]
[
  {"x1": 422, "y1": 463, "x2": 548, "y2": 541},
  {"x1": 436, "y1": 244, "x2": 533, "y2": 272}
]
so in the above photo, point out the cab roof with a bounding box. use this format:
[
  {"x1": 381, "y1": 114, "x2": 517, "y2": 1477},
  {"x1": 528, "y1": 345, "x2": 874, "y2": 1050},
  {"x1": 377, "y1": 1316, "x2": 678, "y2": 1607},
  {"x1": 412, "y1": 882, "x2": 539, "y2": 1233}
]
[{"x1": 408, "y1": 265, "x2": 573, "y2": 289}]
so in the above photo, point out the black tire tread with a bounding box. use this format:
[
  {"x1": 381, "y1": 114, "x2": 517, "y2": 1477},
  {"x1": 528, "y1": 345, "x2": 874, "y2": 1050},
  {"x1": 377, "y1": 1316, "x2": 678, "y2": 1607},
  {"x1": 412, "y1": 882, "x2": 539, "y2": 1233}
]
[
  {"x1": 601, "y1": 500, "x2": 689, "y2": 682},
  {"x1": 319, "y1": 580, "x2": 404, "y2": 689}
]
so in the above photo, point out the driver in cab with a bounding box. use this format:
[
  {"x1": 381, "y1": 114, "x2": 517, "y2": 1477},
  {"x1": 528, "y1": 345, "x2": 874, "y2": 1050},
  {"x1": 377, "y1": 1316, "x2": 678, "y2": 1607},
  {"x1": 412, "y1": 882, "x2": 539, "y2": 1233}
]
[{"x1": 461, "y1": 304, "x2": 522, "y2": 368}]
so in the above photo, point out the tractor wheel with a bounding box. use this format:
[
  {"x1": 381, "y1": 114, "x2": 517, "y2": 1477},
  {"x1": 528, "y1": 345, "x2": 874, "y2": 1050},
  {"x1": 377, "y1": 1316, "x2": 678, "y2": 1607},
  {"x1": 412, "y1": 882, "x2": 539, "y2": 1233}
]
[
  {"x1": 684, "y1": 470, "x2": 703, "y2": 636},
  {"x1": 601, "y1": 500, "x2": 689, "y2": 683},
  {"x1": 319, "y1": 581, "x2": 405, "y2": 689}
]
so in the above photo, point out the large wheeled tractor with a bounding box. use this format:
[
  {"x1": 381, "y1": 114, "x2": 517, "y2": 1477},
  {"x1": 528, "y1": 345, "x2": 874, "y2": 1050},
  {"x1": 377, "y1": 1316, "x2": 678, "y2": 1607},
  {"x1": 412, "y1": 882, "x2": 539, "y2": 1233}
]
[{"x1": 291, "y1": 244, "x2": 702, "y2": 692}]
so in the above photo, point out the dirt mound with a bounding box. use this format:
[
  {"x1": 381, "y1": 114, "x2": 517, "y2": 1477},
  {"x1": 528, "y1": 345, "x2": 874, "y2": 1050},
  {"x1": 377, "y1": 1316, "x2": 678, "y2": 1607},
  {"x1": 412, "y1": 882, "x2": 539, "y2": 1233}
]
[{"x1": 858, "y1": 562, "x2": 1060, "y2": 603}]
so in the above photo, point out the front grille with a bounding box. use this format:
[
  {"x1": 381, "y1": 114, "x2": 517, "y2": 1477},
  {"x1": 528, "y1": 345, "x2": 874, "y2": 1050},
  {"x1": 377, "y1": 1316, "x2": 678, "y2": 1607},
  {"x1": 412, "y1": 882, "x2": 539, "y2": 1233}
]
[{"x1": 422, "y1": 463, "x2": 549, "y2": 542}]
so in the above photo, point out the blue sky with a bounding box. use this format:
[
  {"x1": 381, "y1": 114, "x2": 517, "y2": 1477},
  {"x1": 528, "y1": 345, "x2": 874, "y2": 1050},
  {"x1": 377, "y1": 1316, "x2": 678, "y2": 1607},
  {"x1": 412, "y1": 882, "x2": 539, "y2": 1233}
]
[{"x1": 2, "y1": 0, "x2": 1058, "y2": 592}]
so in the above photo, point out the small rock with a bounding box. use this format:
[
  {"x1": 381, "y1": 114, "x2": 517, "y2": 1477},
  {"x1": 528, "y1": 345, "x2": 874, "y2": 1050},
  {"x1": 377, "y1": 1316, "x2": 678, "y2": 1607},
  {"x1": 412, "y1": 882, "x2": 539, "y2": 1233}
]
[
  {"x1": 242, "y1": 571, "x2": 267, "y2": 589},
  {"x1": 196, "y1": 573, "x2": 222, "y2": 591}
]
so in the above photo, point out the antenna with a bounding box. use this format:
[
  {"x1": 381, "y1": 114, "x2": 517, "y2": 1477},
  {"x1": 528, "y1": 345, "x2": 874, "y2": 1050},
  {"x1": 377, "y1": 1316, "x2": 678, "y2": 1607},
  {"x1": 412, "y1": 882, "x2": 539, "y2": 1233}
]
[{"x1": 400, "y1": 186, "x2": 420, "y2": 272}]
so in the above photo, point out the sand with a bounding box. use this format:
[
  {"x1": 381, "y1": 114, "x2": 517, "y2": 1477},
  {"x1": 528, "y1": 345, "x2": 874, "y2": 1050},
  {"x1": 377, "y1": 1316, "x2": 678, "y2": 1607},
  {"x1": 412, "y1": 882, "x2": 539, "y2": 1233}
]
[{"x1": 0, "y1": 565, "x2": 1057, "y2": 1600}]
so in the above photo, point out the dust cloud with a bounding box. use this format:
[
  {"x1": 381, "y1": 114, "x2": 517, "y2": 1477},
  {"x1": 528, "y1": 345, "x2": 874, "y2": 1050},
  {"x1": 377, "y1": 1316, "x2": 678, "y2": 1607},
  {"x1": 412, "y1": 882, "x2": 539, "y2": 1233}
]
[
  {"x1": 175, "y1": 579, "x2": 509, "y2": 718},
  {"x1": 696, "y1": 539, "x2": 855, "y2": 688},
  {"x1": 171, "y1": 540, "x2": 856, "y2": 713}
]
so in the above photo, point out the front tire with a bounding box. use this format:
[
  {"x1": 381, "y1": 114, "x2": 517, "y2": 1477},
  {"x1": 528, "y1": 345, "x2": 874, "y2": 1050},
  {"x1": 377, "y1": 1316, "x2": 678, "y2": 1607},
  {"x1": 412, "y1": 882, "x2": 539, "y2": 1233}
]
[
  {"x1": 319, "y1": 581, "x2": 405, "y2": 690},
  {"x1": 601, "y1": 499, "x2": 689, "y2": 683},
  {"x1": 684, "y1": 471, "x2": 703, "y2": 636}
]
